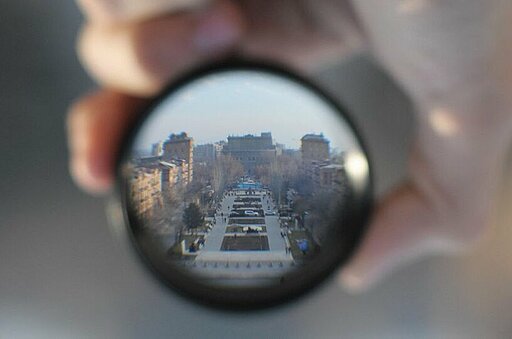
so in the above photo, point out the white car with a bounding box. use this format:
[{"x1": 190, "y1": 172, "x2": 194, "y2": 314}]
[{"x1": 244, "y1": 210, "x2": 258, "y2": 216}]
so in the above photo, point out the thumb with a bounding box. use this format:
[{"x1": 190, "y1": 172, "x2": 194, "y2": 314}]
[
  {"x1": 339, "y1": 183, "x2": 447, "y2": 293},
  {"x1": 78, "y1": 0, "x2": 245, "y2": 95}
]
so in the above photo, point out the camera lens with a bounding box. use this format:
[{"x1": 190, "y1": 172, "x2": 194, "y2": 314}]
[{"x1": 115, "y1": 62, "x2": 372, "y2": 309}]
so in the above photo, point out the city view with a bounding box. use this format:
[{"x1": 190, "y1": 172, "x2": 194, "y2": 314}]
[{"x1": 127, "y1": 130, "x2": 350, "y2": 286}]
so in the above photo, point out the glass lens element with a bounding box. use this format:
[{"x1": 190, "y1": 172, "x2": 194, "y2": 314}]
[{"x1": 119, "y1": 67, "x2": 371, "y2": 307}]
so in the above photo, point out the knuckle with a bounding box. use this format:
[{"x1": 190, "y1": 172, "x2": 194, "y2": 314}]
[{"x1": 77, "y1": 20, "x2": 167, "y2": 94}]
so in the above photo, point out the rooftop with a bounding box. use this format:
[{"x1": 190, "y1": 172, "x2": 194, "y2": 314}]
[
  {"x1": 165, "y1": 132, "x2": 193, "y2": 141},
  {"x1": 301, "y1": 133, "x2": 329, "y2": 142}
]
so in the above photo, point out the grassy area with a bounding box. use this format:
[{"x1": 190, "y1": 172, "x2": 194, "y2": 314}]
[
  {"x1": 221, "y1": 235, "x2": 269, "y2": 251},
  {"x1": 287, "y1": 230, "x2": 318, "y2": 261},
  {"x1": 225, "y1": 225, "x2": 267, "y2": 233}
]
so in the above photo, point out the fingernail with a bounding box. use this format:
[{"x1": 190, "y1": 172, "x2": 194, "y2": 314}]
[{"x1": 194, "y1": 5, "x2": 241, "y2": 53}]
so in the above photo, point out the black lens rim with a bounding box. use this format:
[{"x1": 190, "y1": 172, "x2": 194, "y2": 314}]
[{"x1": 114, "y1": 59, "x2": 374, "y2": 311}]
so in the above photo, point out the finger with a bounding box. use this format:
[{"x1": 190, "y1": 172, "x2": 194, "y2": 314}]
[
  {"x1": 338, "y1": 147, "x2": 497, "y2": 294},
  {"x1": 341, "y1": 0, "x2": 511, "y2": 294},
  {"x1": 238, "y1": 0, "x2": 365, "y2": 71},
  {"x1": 338, "y1": 183, "x2": 451, "y2": 293},
  {"x1": 78, "y1": 0, "x2": 245, "y2": 95},
  {"x1": 77, "y1": 0, "x2": 206, "y2": 24},
  {"x1": 67, "y1": 90, "x2": 147, "y2": 194}
]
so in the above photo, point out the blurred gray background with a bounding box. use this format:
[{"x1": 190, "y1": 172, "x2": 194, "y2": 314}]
[{"x1": 2, "y1": 1, "x2": 512, "y2": 338}]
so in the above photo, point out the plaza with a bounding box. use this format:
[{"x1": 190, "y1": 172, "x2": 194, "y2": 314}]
[{"x1": 181, "y1": 180, "x2": 295, "y2": 285}]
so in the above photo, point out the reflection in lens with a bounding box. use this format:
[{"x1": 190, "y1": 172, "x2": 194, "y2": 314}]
[{"x1": 122, "y1": 70, "x2": 368, "y2": 291}]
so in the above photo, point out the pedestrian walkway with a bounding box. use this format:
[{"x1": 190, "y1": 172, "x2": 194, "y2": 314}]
[
  {"x1": 200, "y1": 194, "x2": 235, "y2": 252},
  {"x1": 192, "y1": 182, "x2": 294, "y2": 280}
]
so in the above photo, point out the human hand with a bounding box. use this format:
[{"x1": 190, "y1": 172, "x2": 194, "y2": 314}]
[
  {"x1": 340, "y1": 0, "x2": 512, "y2": 291},
  {"x1": 67, "y1": 0, "x2": 363, "y2": 190},
  {"x1": 67, "y1": 0, "x2": 512, "y2": 292}
]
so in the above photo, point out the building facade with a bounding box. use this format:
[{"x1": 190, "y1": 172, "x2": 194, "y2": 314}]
[
  {"x1": 318, "y1": 164, "x2": 346, "y2": 192},
  {"x1": 222, "y1": 132, "x2": 278, "y2": 173},
  {"x1": 194, "y1": 143, "x2": 222, "y2": 164},
  {"x1": 162, "y1": 132, "x2": 193, "y2": 183},
  {"x1": 301, "y1": 133, "x2": 330, "y2": 162},
  {"x1": 129, "y1": 155, "x2": 192, "y2": 221},
  {"x1": 129, "y1": 166, "x2": 163, "y2": 222},
  {"x1": 160, "y1": 159, "x2": 190, "y2": 188},
  {"x1": 299, "y1": 133, "x2": 349, "y2": 193}
]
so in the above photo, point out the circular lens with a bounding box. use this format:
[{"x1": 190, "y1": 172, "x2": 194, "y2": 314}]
[{"x1": 116, "y1": 62, "x2": 372, "y2": 309}]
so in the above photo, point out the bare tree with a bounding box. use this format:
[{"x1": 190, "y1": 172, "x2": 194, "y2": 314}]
[{"x1": 212, "y1": 155, "x2": 244, "y2": 196}]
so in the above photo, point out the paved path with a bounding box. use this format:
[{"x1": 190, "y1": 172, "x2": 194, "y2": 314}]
[
  {"x1": 192, "y1": 186, "x2": 293, "y2": 280},
  {"x1": 200, "y1": 193, "x2": 235, "y2": 252}
]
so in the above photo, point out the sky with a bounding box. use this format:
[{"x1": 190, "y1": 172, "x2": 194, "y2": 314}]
[{"x1": 133, "y1": 70, "x2": 361, "y2": 153}]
